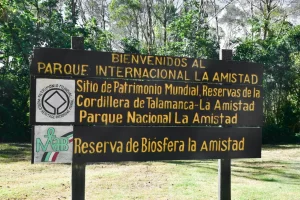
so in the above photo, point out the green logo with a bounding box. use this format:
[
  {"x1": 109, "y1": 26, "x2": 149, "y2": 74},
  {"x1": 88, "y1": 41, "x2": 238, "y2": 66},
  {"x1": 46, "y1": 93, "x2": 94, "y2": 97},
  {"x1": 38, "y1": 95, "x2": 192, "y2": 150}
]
[{"x1": 36, "y1": 127, "x2": 69, "y2": 152}]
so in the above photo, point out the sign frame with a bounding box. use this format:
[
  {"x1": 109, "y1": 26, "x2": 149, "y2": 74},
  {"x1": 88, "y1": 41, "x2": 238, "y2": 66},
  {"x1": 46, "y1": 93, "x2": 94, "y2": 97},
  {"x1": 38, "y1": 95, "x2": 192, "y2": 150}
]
[{"x1": 30, "y1": 47, "x2": 263, "y2": 163}]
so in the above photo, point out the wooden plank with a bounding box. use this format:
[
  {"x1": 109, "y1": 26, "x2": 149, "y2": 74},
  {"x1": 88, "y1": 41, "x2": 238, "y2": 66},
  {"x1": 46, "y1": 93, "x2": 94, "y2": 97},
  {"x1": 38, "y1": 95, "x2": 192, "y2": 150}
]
[
  {"x1": 29, "y1": 48, "x2": 263, "y2": 85},
  {"x1": 72, "y1": 126, "x2": 262, "y2": 163},
  {"x1": 218, "y1": 49, "x2": 233, "y2": 200},
  {"x1": 218, "y1": 159, "x2": 231, "y2": 200},
  {"x1": 30, "y1": 77, "x2": 263, "y2": 126},
  {"x1": 72, "y1": 163, "x2": 86, "y2": 200},
  {"x1": 71, "y1": 36, "x2": 86, "y2": 200}
]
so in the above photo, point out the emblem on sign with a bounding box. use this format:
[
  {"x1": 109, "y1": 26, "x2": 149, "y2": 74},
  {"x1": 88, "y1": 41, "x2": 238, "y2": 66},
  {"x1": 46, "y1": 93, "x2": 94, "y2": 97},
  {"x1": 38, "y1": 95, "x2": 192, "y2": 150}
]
[
  {"x1": 34, "y1": 126, "x2": 73, "y2": 163},
  {"x1": 36, "y1": 79, "x2": 75, "y2": 122},
  {"x1": 36, "y1": 127, "x2": 69, "y2": 152}
]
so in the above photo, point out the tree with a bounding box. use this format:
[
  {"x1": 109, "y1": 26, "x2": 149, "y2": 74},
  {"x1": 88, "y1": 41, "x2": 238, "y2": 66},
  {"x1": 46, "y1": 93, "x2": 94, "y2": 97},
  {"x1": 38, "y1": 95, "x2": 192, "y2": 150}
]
[
  {"x1": 152, "y1": 0, "x2": 177, "y2": 46},
  {"x1": 109, "y1": 0, "x2": 142, "y2": 47},
  {"x1": 234, "y1": 20, "x2": 300, "y2": 142},
  {"x1": 79, "y1": 0, "x2": 109, "y2": 30},
  {"x1": 164, "y1": 2, "x2": 219, "y2": 58},
  {"x1": 0, "y1": 0, "x2": 109, "y2": 141},
  {"x1": 220, "y1": 0, "x2": 300, "y2": 48},
  {"x1": 0, "y1": 0, "x2": 38, "y2": 141}
]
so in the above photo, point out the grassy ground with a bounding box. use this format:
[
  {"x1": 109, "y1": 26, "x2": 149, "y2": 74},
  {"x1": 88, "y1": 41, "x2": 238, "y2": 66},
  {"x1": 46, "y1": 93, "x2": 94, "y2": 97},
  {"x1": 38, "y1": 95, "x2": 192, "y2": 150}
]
[{"x1": 0, "y1": 143, "x2": 300, "y2": 200}]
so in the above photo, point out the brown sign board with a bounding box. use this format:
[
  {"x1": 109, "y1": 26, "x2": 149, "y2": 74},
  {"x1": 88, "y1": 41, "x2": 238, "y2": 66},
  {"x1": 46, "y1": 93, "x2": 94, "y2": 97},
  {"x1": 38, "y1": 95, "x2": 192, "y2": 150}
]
[
  {"x1": 30, "y1": 77, "x2": 263, "y2": 126},
  {"x1": 30, "y1": 48, "x2": 263, "y2": 84},
  {"x1": 30, "y1": 48, "x2": 263, "y2": 163},
  {"x1": 73, "y1": 126, "x2": 262, "y2": 163}
]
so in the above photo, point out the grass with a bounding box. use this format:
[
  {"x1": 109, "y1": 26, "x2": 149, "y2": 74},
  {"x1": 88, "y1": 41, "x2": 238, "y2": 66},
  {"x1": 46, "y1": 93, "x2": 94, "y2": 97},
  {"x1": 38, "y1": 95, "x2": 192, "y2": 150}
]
[{"x1": 0, "y1": 144, "x2": 300, "y2": 199}]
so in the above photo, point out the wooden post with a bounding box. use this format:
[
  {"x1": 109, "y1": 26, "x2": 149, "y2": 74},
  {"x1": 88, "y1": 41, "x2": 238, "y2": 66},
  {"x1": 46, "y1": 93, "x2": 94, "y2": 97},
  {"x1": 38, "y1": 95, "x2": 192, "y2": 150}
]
[
  {"x1": 72, "y1": 36, "x2": 84, "y2": 50},
  {"x1": 218, "y1": 49, "x2": 233, "y2": 200},
  {"x1": 71, "y1": 36, "x2": 86, "y2": 200},
  {"x1": 72, "y1": 163, "x2": 86, "y2": 200}
]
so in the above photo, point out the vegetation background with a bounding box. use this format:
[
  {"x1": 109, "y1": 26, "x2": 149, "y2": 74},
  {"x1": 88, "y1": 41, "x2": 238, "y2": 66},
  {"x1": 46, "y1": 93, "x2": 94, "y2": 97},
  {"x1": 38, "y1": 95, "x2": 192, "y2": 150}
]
[{"x1": 0, "y1": 0, "x2": 299, "y2": 143}]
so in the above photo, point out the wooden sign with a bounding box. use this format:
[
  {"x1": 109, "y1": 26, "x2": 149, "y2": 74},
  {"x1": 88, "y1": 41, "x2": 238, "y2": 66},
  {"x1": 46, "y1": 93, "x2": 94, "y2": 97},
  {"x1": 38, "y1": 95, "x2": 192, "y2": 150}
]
[
  {"x1": 73, "y1": 126, "x2": 261, "y2": 163},
  {"x1": 30, "y1": 48, "x2": 263, "y2": 163},
  {"x1": 31, "y1": 78, "x2": 262, "y2": 126},
  {"x1": 30, "y1": 48, "x2": 263, "y2": 85}
]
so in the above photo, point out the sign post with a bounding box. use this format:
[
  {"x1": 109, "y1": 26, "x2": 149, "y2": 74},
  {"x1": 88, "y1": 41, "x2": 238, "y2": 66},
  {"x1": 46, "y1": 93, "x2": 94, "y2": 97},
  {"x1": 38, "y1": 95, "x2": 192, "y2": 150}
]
[
  {"x1": 218, "y1": 49, "x2": 233, "y2": 200},
  {"x1": 71, "y1": 37, "x2": 86, "y2": 200}
]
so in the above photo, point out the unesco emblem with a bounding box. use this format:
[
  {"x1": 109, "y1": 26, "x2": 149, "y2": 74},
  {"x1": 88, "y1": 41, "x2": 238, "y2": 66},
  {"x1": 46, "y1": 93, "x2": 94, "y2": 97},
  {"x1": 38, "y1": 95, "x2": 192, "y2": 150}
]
[{"x1": 37, "y1": 84, "x2": 74, "y2": 119}]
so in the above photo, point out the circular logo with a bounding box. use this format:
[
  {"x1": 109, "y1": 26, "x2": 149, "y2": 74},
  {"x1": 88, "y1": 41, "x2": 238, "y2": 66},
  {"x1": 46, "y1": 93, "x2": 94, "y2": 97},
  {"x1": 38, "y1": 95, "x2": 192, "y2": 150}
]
[
  {"x1": 37, "y1": 84, "x2": 74, "y2": 119},
  {"x1": 42, "y1": 89, "x2": 69, "y2": 115}
]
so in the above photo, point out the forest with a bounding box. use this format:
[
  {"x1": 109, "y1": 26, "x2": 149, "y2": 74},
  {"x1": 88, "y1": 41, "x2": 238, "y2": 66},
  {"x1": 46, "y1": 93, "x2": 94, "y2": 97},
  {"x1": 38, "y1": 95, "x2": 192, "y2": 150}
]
[{"x1": 0, "y1": 0, "x2": 299, "y2": 143}]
